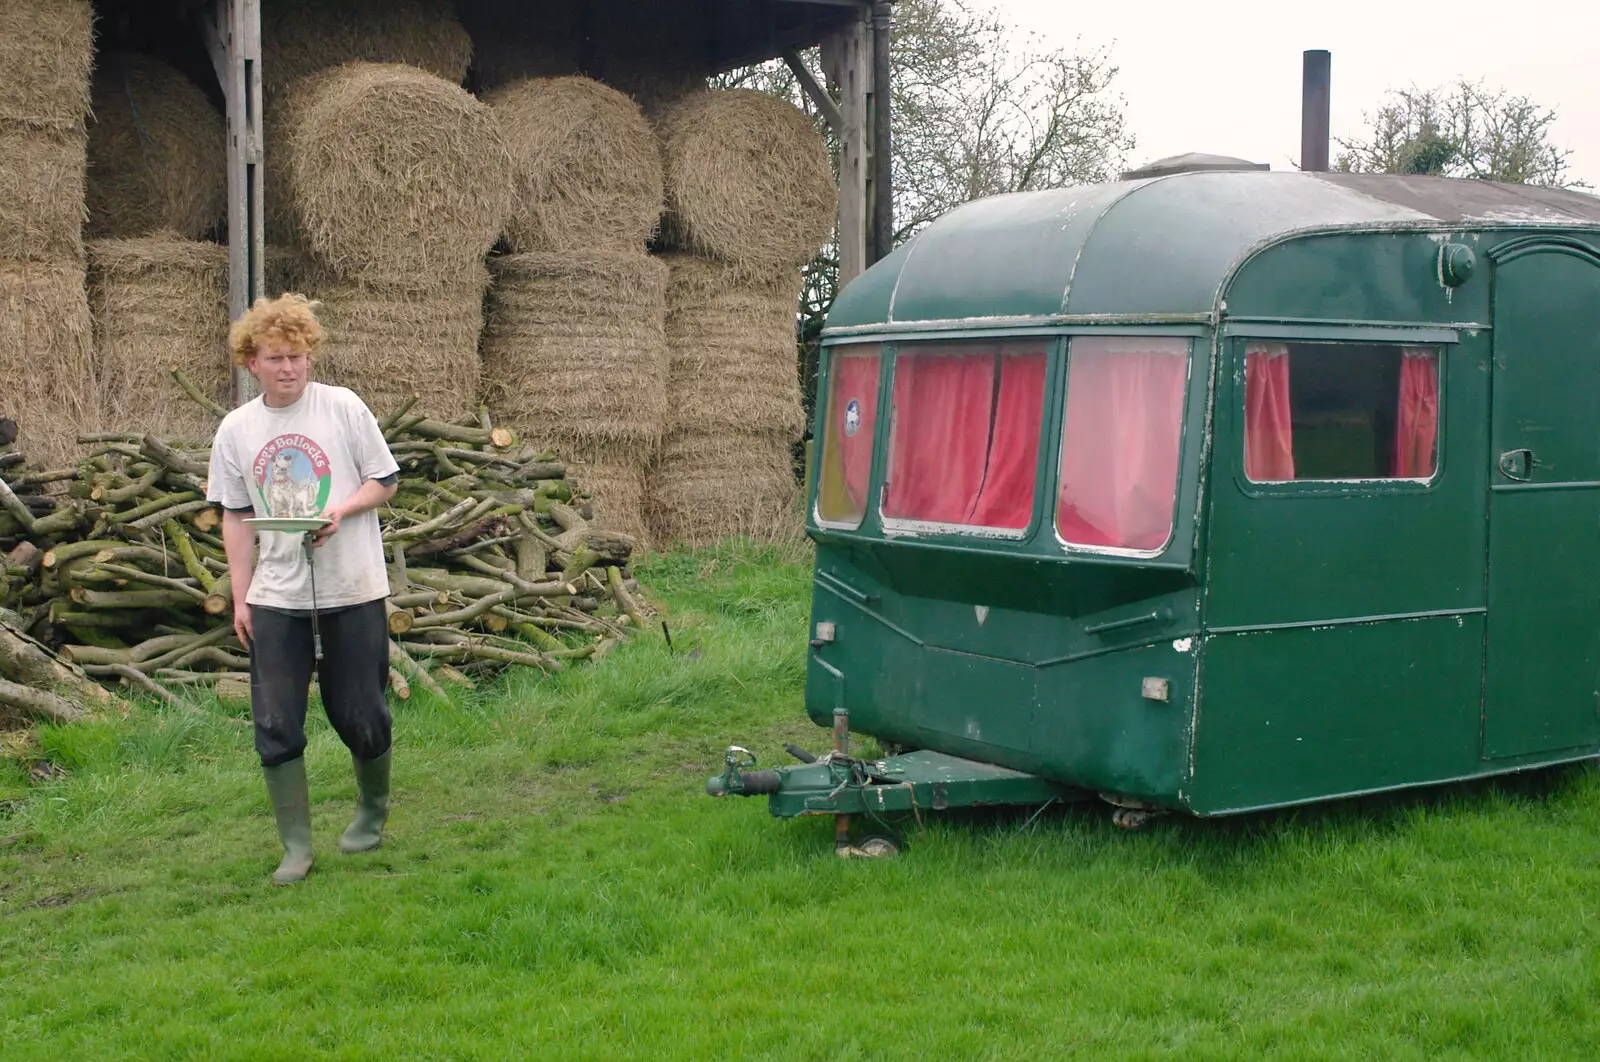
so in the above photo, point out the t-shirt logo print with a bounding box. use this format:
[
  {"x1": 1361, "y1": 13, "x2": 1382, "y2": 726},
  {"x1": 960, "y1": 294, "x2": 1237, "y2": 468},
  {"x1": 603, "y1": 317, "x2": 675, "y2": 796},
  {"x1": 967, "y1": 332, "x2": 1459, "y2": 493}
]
[{"x1": 252, "y1": 434, "x2": 333, "y2": 518}]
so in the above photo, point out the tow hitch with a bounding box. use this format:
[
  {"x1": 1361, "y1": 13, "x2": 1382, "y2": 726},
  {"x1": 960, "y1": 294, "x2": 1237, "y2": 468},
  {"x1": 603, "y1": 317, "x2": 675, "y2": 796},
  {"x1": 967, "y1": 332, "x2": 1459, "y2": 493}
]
[{"x1": 707, "y1": 712, "x2": 1085, "y2": 855}]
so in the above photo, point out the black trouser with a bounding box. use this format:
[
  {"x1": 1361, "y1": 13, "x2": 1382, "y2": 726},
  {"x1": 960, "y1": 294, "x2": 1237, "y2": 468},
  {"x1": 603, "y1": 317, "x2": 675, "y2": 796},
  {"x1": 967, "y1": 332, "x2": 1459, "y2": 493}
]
[{"x1": 249, "y1": 599, "x2": 392, "y2": 768}]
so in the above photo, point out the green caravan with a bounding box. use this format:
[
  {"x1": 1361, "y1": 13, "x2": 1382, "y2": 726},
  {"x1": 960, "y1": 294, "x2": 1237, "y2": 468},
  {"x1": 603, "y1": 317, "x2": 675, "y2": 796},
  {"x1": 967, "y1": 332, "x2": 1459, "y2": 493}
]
[{"x1": 708, "y1": 166, "x2": 1600, "y2": 835}]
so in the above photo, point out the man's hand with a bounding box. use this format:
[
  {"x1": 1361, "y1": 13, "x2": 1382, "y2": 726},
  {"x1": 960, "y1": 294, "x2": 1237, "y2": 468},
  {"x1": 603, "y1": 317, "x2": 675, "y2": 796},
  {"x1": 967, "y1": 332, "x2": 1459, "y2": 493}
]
[
  {"x1": 311, "y1": 477, "x2": 397, "y2": 547},
  {"x1": 311, "y1": 506, "x2": 344, "y2": 546},
  {"x1": 234, "y1": 600, "x2": 254, "y2": 650}
]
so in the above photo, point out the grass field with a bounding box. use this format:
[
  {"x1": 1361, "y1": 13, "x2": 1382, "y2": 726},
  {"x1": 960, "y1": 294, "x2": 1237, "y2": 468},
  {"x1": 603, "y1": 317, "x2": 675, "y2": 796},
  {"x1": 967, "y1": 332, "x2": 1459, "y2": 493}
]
[{"x1": 2, "y1": 541, "x2": 1598, "y2": 1061}]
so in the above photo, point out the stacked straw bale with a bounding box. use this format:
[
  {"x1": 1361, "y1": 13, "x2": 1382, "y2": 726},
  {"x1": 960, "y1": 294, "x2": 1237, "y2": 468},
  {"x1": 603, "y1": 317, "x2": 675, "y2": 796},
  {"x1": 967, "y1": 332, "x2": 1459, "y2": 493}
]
[
  {"x1": 649, "y1": 431, "x2": 802, "y2": 547},
  {"x1": 86, "y1": 54, "x2": 227, "y2": 240},
  {"x1": 297, "y1": 260, "x2": 491, "y2": 423},
  {"x1": 261, "y1": 0, "x2": 473, "y2": 91},
  {"x1": 0, "y1": 259, "x2": 96, "y2": 468},
  {"x1": 478, "y1": 76, "x2": 668, "y2": 540},
  {"x1": 486, "y1": 77, "x2": 663, "y2": 254},
  {"x1": 644, "y1": 90, "x2": 836, "y2": 544},
  {"x1": 0, "y1": 121, "x2": 87, "y2": 263},
  {"x1": 275, "y1": 63, "x2": 514, "y2": 286},
  {"x1": 656, "y1": 89, "x2": 837, "y2": 279},
  {"x1": 0, "y1": 0, "x2": 93, "y2": 259},
  {"x1": 267, "y1": 62, "x2": 513, "y2": 423},
  {"x1": 0, "y1": 0, "x2": 94, "y2": 130},
  {"x1": 648, "y1": 255, "x2": 806, "y2": 546},
  {"x1": 482, "y1": 252, "x2": 668, "y2": 540},
  {"x1": 0, "y1": 0, "x2": 96, "y2": 469},
  {"x1": 659, "y1": 255, "x2": 807, "y2": 438},
  {"x1": 87, "y1": 234, "x2": 229, "y2": 442}
]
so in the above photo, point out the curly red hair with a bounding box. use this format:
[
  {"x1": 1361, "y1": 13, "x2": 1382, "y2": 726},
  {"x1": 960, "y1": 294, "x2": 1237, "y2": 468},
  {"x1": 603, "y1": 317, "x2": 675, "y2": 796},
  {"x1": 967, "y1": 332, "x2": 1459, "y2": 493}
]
[{"x1": 229, "y1": 293, "x2": 326, "y2": 366}]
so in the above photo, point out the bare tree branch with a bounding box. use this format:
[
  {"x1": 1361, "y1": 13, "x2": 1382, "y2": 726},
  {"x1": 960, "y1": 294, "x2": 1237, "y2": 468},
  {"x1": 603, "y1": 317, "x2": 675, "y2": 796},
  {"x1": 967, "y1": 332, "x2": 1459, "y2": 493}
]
[{"x1": 1336, "y1": 80, "x2": 1584, "y2": 188}]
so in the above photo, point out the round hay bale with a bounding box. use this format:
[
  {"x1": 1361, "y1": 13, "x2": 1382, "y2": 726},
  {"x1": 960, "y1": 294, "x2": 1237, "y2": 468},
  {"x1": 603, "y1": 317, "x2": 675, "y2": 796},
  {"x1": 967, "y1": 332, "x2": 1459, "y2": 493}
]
[
  {"x1": 279, "y1": 63, "x2": 514, "y2": 286},
  {"x1": 87, "y1": 234, "x2": 229, "y2": 442},
  {"x1": 486, "y1": 77, "x2": 663, "y2": 253},
  {"x1": 557, "y1": 440, "x2": 649, "y2": 544},
  {"x1": 0, "y1": 0, "x2": 94, "y2": 129},
  {"x1": 295, "y1": 259, "x2": 490, "y2": 423},
  {"x1": 86, "y1": 54, "x2": 226, "y2": 240},
  {"x1": 661, "y1": 254, "x2": 806, "y2": 438},
  {"x1": 262, "y1": 0, "x2": 472, "y2": 91},
  {"x1": 647, "y1": 429, "x2": 801, "y2": 547},
  {"x1": 482, "y1": 251, "x2": 668, "y2": 446},
  {"x1": 657, "y1": 89, "x2": 837, "y2": 277},
  {"x1": 0, "y1": 123, "x2": 85, "y2": 260},
  {"x1": 0, "y1": 256, "x2": 95, "y2": 470}
]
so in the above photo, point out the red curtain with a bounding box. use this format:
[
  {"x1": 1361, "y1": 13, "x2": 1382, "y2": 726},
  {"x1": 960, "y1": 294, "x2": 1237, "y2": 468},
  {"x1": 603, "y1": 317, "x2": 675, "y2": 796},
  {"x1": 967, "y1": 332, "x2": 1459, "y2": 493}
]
[
  {"x1": 1245, "y1": 343, "x2": 1295, "y2": 481},
  {"x1": 1056, "y1": 339, "x2": 1188, "y2": 550},
  {"x1": 967, "y1": 353, "x2": 1047, "y2": 528},
  {"x1": 882, "y1": 348, "x2": 1046, "y2": 528},
  {"x1": 831, "y1": 350, "x2": 881, "y2": 510},
  {"x1": 882, "y1": 352, "x2": 996, "y2": 523},
  {"x1": 1392, "y1": 347, "x2": 1440, "y2": 478}
]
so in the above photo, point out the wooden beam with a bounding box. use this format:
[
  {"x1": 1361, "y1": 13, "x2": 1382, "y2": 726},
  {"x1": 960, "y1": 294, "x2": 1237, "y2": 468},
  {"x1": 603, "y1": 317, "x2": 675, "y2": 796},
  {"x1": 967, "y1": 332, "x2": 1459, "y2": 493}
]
[
  {"x1": 200, "y1": 6, "x2": 228, "y2": 89},
  {"x1": 782, "y1": 49, "x2": 843, "y2": 136},
  {"x1": 822, "y1": 16, "x2": 869, "y2": 286},
  {"x1": 869, "y1": 0, "x2": 893, "y2": 264},
  {"x1": 205, "y1": 0, "x2": 264, "y2": 407}
]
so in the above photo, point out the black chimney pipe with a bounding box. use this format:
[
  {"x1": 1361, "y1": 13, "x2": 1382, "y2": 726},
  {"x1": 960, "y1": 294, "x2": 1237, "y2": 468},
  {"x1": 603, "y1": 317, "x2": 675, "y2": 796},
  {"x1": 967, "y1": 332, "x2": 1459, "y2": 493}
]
[
  {"x1": 870, "y1": 1, "x2": 894, "y2": 263},
  {"x1": 1301, "y1": 49, "x2": 1331, "y2": 172}
]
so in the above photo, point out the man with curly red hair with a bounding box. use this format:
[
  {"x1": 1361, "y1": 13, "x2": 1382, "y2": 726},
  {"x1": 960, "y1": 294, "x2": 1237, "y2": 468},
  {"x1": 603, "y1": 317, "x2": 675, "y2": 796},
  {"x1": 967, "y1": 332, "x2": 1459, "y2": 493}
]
[{"x1": 206, "y1": 294, "x2": 400, "y2": 885}]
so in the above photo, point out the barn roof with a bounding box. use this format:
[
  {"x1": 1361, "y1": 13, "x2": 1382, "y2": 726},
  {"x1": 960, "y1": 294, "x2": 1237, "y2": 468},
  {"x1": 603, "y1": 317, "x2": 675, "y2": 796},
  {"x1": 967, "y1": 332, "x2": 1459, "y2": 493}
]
[
  {"x1": 824, "y1": 171, "x2": 1600, "y2": 333},
  {"x1": 467, "y1": 0, "x2": 871, "y2": 74}
]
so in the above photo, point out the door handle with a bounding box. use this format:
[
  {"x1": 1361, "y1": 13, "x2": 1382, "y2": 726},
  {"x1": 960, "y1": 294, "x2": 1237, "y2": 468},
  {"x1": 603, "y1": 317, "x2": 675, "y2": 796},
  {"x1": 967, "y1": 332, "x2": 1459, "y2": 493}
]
[{"x1": 1497, "y1": 449, "x2": 1533, "y2": 482}]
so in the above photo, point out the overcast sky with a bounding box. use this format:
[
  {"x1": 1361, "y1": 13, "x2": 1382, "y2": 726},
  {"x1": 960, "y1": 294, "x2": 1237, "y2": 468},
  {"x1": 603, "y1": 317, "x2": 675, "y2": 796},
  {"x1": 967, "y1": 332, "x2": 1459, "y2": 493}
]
[{"x1": 996, "y1": 0, "x2": 1599, "y2": 188}]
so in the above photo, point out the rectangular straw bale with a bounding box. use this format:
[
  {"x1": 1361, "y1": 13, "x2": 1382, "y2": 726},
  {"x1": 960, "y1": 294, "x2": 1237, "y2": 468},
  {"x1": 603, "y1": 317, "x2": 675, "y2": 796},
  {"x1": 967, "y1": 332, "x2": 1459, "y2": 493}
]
[
  {"x1": 298, "y1": 263, "x2": 490, "y2": 423},
  {"x1": 482, "y1": 251, "x2": 668, "y2": 446},
  {"x1": 0, "y1": 123, "x2": 87, "y2": 260},
  {"x1": 0, "y1": 256, "x2": 96, "y2": 470},
  {"x1": 550, "y1": 438, "x2": 649, "y2": 545},
  {"x1": 88, "y1": 235, "x2": 230, "y2": 443},
  {"x1": 0, "y1": 0, "x2": 95, "y2": 130},
  {"x1": 646, "y1": 428, "x2": 802, "y2": 547},
  {"x1": 660, "y1": 253, "x2": 805, "y2": 439}
]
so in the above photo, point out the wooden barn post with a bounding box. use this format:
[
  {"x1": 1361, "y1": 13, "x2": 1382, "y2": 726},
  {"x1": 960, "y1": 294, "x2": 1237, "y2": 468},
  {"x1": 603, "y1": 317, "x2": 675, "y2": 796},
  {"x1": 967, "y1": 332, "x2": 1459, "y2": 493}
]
[
  {"x1": 820, "y1": 10, "x2": 870, "y2": 286},
  {"x1": 202, "y1": 0, "x2": 265, "y2": 406}
]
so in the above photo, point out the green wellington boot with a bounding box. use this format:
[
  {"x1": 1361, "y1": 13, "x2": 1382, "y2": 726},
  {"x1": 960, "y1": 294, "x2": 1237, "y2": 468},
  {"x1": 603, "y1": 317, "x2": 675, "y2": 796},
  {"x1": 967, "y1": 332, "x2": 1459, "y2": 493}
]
[
  {"x1": 339, "y1": 750, "x2": 391, "y2": 854},
  {"x1": 262, "y1": 758, "x2": 314, "y2": 885}
]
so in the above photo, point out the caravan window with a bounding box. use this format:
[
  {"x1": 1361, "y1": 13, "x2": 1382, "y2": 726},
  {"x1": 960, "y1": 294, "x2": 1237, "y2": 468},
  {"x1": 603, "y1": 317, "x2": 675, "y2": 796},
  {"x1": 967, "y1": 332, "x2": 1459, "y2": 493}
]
[
  {"x1": 1056, "y1": 336, "x2": 1190, "y2": 552},
  {"x1": 815, "y1": 344, "x2": 882, "y2": 527},
  {"x1": 881, "y1": 342, "x2": 1048, "y2": 532},
  {"x1": 1243, "y1": 342, "x2": 1440, "y2": 482}
]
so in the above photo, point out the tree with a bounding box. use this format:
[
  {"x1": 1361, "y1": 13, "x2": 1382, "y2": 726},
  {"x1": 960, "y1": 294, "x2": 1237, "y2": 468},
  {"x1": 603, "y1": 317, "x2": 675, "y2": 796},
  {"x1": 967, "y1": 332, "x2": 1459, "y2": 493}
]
[
  {"x1": 1335, "y1": 81, "x2": 1583, "y2": 188},
  {"x1": 719, "y1": 0, "x2": 1135, "y2": 419}
]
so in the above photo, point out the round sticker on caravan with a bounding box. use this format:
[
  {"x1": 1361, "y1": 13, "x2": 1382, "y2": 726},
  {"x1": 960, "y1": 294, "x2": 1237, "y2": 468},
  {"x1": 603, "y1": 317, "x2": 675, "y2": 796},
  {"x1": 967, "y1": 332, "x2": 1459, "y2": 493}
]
[{"x1": 844, "y1": 399, "x2": 862, "y2": 437}]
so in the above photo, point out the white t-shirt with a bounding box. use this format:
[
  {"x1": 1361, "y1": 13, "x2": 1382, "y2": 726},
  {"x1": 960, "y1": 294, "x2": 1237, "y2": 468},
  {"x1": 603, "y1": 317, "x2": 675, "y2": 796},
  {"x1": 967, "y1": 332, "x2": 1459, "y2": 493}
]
[{"x1": 207, "y1": 383, "x2": 400, "y2": 610}]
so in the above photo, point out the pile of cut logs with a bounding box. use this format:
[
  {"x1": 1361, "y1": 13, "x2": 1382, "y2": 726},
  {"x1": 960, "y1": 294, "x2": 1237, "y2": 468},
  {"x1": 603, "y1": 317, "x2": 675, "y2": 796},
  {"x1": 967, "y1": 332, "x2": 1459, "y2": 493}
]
[{"x1": 0, "y1": 382, "x2": 650, "y2": 724}]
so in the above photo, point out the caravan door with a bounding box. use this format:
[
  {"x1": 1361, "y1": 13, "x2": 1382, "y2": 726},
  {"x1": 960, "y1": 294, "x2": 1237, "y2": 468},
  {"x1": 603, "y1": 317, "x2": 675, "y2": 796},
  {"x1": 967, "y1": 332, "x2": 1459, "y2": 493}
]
[{"x1": 1482, "y1": 238, "x2": 1600, "y2": 758}]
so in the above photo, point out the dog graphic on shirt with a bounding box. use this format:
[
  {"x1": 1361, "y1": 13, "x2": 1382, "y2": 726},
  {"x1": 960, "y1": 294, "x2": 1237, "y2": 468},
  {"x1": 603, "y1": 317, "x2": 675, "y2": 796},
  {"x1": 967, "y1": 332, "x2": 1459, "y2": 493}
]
[{"x1": 265, "y1": 450, "x2": 319, "y2": 518}]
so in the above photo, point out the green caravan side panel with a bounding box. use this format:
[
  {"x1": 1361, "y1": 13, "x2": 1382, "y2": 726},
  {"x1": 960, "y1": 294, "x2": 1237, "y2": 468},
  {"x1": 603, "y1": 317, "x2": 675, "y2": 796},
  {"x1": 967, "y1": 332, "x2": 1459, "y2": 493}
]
[
  {"x1": 1033, "y1": 640, "x2": 1198, "y2": 806},
  {"x1": 1189, "y1": 616, "x2": 1486, "y2": 814},
  {"x1": 1482, "y1": 241, "x2": 1600, "y2": 757},
  {"x1": 1204, "y1": 233, "x2": 1493, "y2": 630},
  {"x1": 805, "y1": 554, "x2": 1201, "y2": 796},
  {"x1": 1223, "y1": 231, "x2": 1492, "y2": 326}
]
